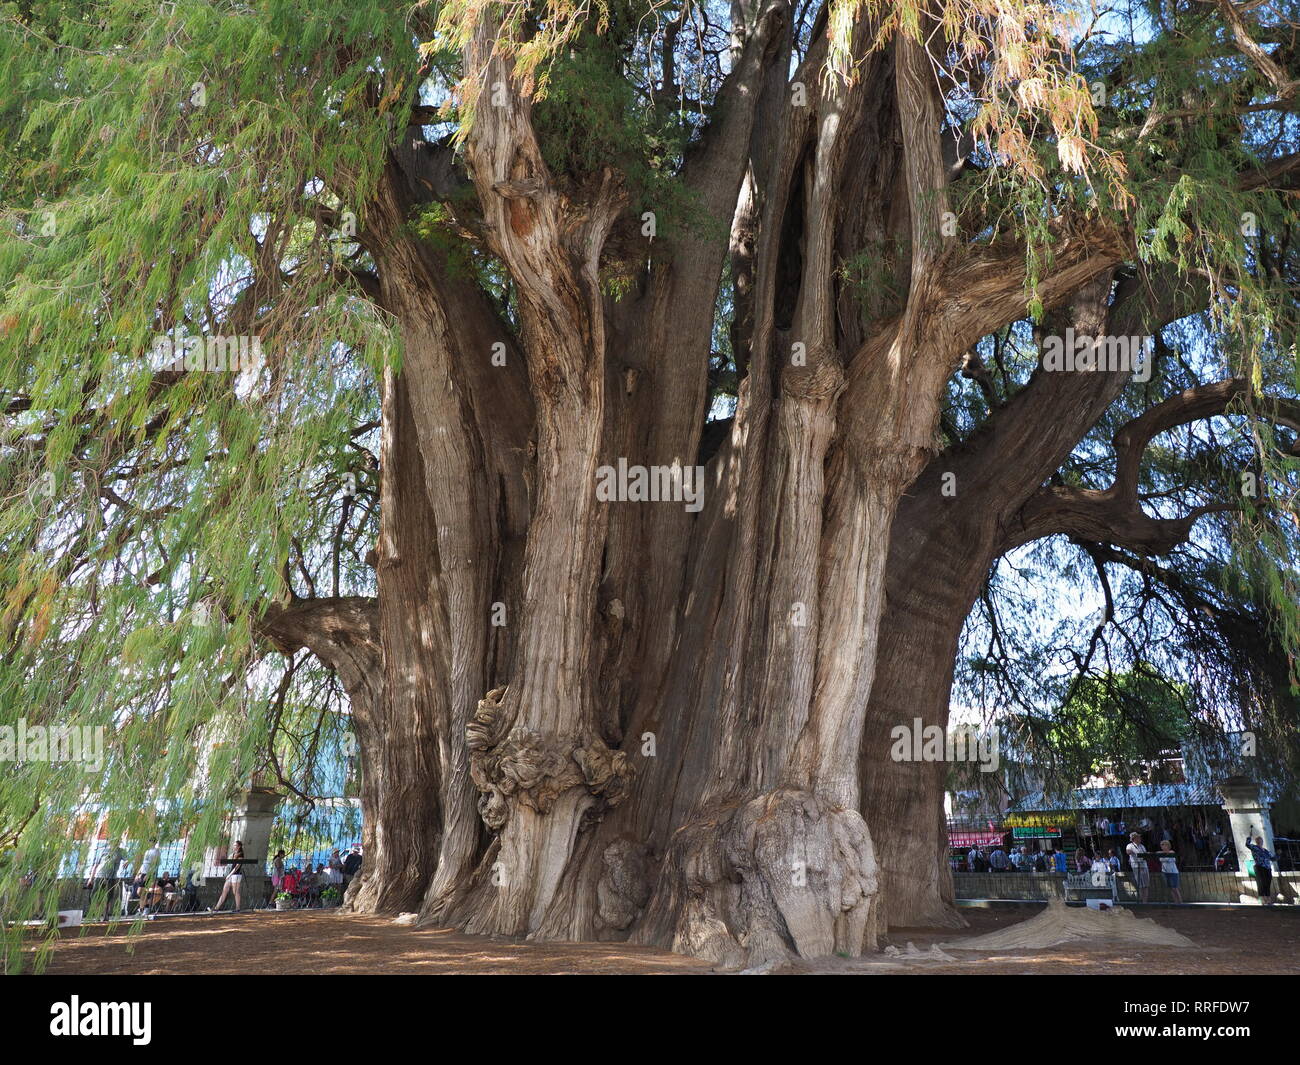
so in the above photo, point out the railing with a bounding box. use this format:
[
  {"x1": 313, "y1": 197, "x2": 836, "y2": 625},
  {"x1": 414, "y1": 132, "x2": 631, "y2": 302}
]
[
  {"x1": 267, "y1": 803, "x2": 362, "y2": 875},
  {"x1": 953, "y1": 868, "x2": 1295, "y2": 904}
]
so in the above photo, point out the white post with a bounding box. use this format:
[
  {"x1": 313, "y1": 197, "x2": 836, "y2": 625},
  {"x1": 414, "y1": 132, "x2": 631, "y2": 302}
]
[{"x1": 1218, "y1": 776, "x2": 1277, "y2": 905}]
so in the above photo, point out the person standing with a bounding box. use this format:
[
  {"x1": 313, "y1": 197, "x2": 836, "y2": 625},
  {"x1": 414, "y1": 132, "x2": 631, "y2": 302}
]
[
  {"x1": 1157, "y1": 840, "x2": 1183, "y2": 904},
  {"x1": 989, "y1": 846, "x2": 1008, "y2": 872},
  {"x1": 211, "y1": 840, "x2": 247, "y2": 912},
  {"x1": 326, "y1": 857, "x2": 344, "y2": 888},
  {"x1": 341, "y1": 845, "x2": 362, "y2": 891},
  {"x1": 85, "y1": 841, "x2": 124, "y2": 921},
  {"x1": 137, "y1": 839, "x2": 161, "y2": 881},
  {"x1": 1246, "y1": 836, "x2": 1276, "y2": 905},
  {"x1": 1126, "y1": 832, "x2": 1150, "y2": 902},
  {"x1": 1053, "y1": 849, "x2": 1068, "y2": 874}
]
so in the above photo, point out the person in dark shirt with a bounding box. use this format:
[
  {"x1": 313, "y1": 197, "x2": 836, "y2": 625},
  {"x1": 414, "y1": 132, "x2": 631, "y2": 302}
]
[
  {"x1": 211, "y1": 840, "x2": 247, "y2": 912},
  {"x1": 85, "y1": 844, "x2": 124, "y2": 921},
  {"x1": 341, "y1": 846, "x2": 362, "y2": 892},
  {"x1": 124, "y1": 871, "x2": 147, "y2": 916},
  {"x1": 1246, "y1": 837, "x2": 1276, "y2": 905},
  {"x1": 154, "y1": 872, "x2": 178, "y2": 912}
]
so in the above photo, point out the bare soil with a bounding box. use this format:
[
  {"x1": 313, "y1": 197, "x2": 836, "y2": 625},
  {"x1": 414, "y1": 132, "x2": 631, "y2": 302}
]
[
  {"x1": 28, "y1": 903, "x2": 1300, "y2": 975},
  {"x1": 33, "y1": 910, "x2": 712, "y2": 975},
  {"x1": 877, "y1": 903, "x2": 1300, "y2": 976}
]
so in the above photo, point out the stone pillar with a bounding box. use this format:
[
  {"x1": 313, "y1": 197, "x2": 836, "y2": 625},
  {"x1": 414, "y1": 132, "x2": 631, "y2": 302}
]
[{"x1": 1218, "y1": 776, "x2": 1277, "y2": 905}]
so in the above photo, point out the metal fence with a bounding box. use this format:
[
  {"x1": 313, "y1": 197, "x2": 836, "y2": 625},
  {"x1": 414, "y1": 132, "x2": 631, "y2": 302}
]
[
  {"x1": 267, "y1": 803, "x2": 362, "y2": 875},
  {"x1": 61, "y1": 803, "x2": 362, "y2": 881},
  {"x1": 953, "y1": 868, "x2": 1295, "y2": 904}
]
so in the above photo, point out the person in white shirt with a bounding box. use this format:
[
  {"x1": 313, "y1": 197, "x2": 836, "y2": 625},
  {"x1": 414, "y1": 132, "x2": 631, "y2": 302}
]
[
  {"x1": 1126, "y1": 832, "x2": 1150, "y2": 901},
  {"x1": 1090, "y1": 853, "x2": 1112, "y2": 888},
  {"x1": 138, "y1": 840, "x2": 161, "y2": 880},
  {"x1": 1157, "y1": 840, "x2": 1182, "y2": 903}
]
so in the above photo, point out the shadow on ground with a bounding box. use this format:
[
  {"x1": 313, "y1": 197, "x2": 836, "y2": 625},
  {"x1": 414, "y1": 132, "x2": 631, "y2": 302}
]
[{"x1": 27, "y1": 904, "x2": 1300, "y2": 975}]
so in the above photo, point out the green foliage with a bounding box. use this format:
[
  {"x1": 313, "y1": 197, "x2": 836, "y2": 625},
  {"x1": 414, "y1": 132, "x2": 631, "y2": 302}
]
[
  {"x1": 1052, "y1": 666, "x2": 1192, "y2": 777},
  {"x1": 530, "y1": 29, "x2": 712, "y2": 244},
  {"x1": 408, "y1": 202, "x2": 476, "y2": 278},
  {"x1": 533, "y1": 38, "x2": 646, "y2": 182},
  {"x1": 945, "y1": 2, "x2": 1298, "y2": 772},
  {"x1": 0, "y1": 0, "x2": 409, "y2": 967}
]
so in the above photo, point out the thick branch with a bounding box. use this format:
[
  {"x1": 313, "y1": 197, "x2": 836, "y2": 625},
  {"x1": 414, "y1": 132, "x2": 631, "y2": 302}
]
[
  {"x1": 840, "y1": 221, "x2": 1129, "y2": 454},
  {"x1": 1008, "y1": 379, "x2": 1300, "y2": 552},
  {"x1": 679, "y1": 0, "x2": 791, "y2": 221},
  {"x1": 256, "y1": 596, "x2": 381, "y2": 701},
  {"x1": 1214, "y1": 0, "x2": 1298, "y2": 99}
]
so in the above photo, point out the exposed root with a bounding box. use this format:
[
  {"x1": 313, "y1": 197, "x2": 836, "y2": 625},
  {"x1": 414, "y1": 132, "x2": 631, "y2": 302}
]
[
  {"x1": 596, "y1": 837, "x2": 652, "y2": 933},
  {"x1": 636, "y1": 788, "x2": 880, "y2": 969}
]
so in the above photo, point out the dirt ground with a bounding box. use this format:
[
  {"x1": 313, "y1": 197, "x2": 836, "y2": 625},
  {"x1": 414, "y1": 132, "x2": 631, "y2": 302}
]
[
  {"x1": 27, "y1": 903, "x2": 1300, "y2": 975},
  {"x1": 877, "y1": 903, "x2": 1300, "y2": 976},
  {"x1": 32, "y1": 910, "x2": 713, "y2": 975}
]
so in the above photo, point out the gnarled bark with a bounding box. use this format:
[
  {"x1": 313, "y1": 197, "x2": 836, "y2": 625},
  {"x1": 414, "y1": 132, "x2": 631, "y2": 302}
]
[{"x1": 255, "y1": 3, "x2": 1297, "y2": 968}]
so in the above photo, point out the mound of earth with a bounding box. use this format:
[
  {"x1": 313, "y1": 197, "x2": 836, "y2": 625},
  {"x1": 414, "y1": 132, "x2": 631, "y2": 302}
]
[{"x1": 941, "y1": 899, "x2": 1194, "y2": 951}]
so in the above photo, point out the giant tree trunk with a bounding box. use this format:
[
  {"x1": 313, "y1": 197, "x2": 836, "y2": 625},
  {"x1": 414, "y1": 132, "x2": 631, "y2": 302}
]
[
  {"x1": 272, "y1": 7, "x2": 1136, "y2": 966},
  {"x1": 861, "y1": 270, "x2": 1212, "y2": 929}
]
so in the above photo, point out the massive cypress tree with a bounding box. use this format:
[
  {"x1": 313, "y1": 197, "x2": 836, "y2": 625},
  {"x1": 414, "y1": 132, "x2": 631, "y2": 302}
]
[{"x1": 1, "y1": 0, "x2": 1296, "y2": 968}]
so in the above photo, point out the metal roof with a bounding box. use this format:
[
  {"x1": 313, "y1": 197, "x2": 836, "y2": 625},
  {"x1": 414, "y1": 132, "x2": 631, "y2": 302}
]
[{"x1": 1009, "y1": 782, "x2": 1225, "y2": 813}]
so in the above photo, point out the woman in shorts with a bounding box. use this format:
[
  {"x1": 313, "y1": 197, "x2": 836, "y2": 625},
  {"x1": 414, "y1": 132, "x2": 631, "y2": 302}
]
[{"x1": 211, "y1": 840, "x2": 246, "y2": 912}]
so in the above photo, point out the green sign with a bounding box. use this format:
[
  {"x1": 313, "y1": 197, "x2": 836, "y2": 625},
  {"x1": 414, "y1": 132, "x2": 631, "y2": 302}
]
[{"x1": 1012, "y1": 825, "x2": 1062, "y2": 839}]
